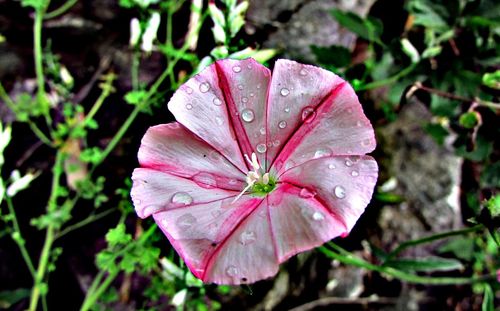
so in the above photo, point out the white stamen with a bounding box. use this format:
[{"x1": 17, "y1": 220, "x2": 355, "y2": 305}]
[{"x1": 262, "y1": 173, "x2": 269, "y2": 185}]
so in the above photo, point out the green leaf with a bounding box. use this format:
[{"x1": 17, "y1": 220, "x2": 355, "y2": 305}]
[
  {"x1": 311, "y1": 45, "x2": 351, "y2": 68},
  {"x1": 430, "y1": 95, "x2": 457, "y2": 117},
  {"x1": 482, "y1": 284, "x2": 494, "y2": 311},
  {"x1": 20, "y1": 0, "x2": 47, "y2": 10},
  {"x1": 456, "y1": 135, "x2": 493, "y2": 162},
  {"x1": 482, "y1": 70, "x2": 500, "y2": 90},
  {"x1": 105, "y1": 224, "x2": 132, "y2": 247},
  {"x1": 407, "y1": 0, "x2": 448, "y2": 29},
  {"x1": 424, "y1": 123, "x2": 449, "y2": 145},
  {"x1": 124, "y1": 90, "x2": 147, "y2": 106},
  {"x1": 330, "y1": 9, "x2": 383, "y2": 44},
  {"x1": 438, "y1": 238, "x2": 474, "y2": 261},
  {"x1": 384, "y1": 256, "x2": 464, "y2": 272},
  {"x1": 0, "y1": 288, "x2": 30, "y2": 309},
  {"x1": 485, "y1": 194, "x2": 500, "y2": 218}
]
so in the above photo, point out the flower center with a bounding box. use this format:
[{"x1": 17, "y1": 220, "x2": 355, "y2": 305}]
[{"x1": 232, "y1": 153, "x2": 277, "y2": 203}]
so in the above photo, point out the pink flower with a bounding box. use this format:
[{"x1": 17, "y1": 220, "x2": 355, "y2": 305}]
[{"x1": 131, "y1": 58, "x2": 378, "y2": 284}]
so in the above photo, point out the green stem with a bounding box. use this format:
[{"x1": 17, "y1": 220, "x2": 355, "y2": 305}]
[
  {"x1": 320, "y1": 243, "x2": 494, "y2": 285},
  {"x1": 84, "y1": 73, "x2": 115, "y2": 123},
  {"x1": 5, "y1": 197, "x2": 36, "y2": 277},
  {"x1": 357, "y1": 63, "x2": 417, "y2": 91},
  {"x1": 29, "y1": 150, "x2": 64, "y2": 311},
  {"x1": 56, "y1": 208, "x2": 115, "y2": 240},
  {"x1": 385, "y1": 225, "x2": 483, "y2": 262},
  {"x1": 44, "y1": 0, "x2": 78, "y2": 19},
  {"x1": 131, "y1": 51, "x2": 140, "y2": 91},
  {"x1": 34, "y1": 4, "x2": 52, "y2": 127}
]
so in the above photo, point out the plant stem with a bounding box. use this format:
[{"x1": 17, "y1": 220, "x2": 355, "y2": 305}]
[
  {"x1": 357, "y1": 63, "x2": 417, "y2": 91},
  {"x1": 5, "y1": 197, "x2": 36, "y2": 277},
  {"x1": 385, "y1": 225, "x2": 483, "y2": 261},
  {"x1": 56, "y1": 208, "x2": 115, "y2": 240},
  {"x1": 44, "y1": 0, "x2": 78, "y2": 19},
  {"x1": 320, "y1": 243, "x2": 494, "y2": 285},
  {"x1": 29, "y1": 150, "x2": 64, "y2": 311}
]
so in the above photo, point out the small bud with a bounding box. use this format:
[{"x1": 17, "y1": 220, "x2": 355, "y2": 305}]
[
  {"x1": 129, "y1": 18, "x2": 141, "y2": 47},
  {"x1": 141, "y1": 12, "x2": 161, "y2": 52}
]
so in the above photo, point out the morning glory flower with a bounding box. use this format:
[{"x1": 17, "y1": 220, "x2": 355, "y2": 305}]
[{"x1": 131, "y1": 58, "x2": 378, "y2": 284}]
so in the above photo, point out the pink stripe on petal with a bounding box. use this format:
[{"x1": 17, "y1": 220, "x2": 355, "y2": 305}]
[
  {"x1": 266, "y1": 59, "x2": 345, "y2": 168},
  {"x1": 214, "y1": 59, "x2": 271, "y2": 169},
  {"x1": 203, "y1": 200, "x2": 279, "y2": 284},
  {"x1": 168, "y1": 64, "x2": 247, "y2": 172},
  {"x1": 138, "y1": 123, "x2": 245, "y2": 190},
  {"x1": 267, "y1": 184, "x2": 347, "y2": 262},
  {"x1": 280, "y1": 156, "x2": 378, "y2": 231},
  {"x1": 153, "y1": 196, "x2": 262, "y2": 279},
  {"x1": 131, "y1": 168, "x2": 238, "y2": 218}
]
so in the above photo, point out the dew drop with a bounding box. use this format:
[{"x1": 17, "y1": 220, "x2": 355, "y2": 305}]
[
  {"x1": 211, "y1": 210, "x2": 222, "y2": 218},
  {"x1": 351, "y1": 170, "x2": 359, "y2": 177},
  {"x1": 241, "y1": 97, "x2": 249, "y2": 103},
  {"x1": 232, "y1": 65, "x2": 242, "y2": 73},
  {"x1": 273, "y1": 140, "x2": 280, "y2": 147},
  {"x1": 356, "y1": 120, "x2": 363, "y2": 127},
  {"x1": 226, "y1": 265, "x2": 238, "y2": 277},
  {"x1": 334, "y1": 185, "x2": 346, "y2": 199},
  {"x1": 312, "y1": 212, "x2": 325, "y2": 221},
  {"x1": 345, "y1": 159, "x2": 353, "y2": 167},
  {"x1": 176, "y1": 213, "x2": 196, "y2": 229},
  {"x1": 213, "y1": 97, "x2": 222, "y2": 106},
  {"x1": 256, "y1": 84, "x2": 261, "y2": 89},
  {"x1": 314, "y1": 148, "x2": 331, "y2": 159},
  {"x1": 328, "y1": 163, "x2": 336, "y2": 169},
  {"x1": 237, "y1": 84, "x2": 243, "y2": 90},
  {"x1": 239, "y1": 231, "x2": 256, "y2": 245},
  {"x1": 280, "y1": 88, "x2": 290, "y2": 96},
  {"x1": 249, "y1": 92, "x2": 255, "y2": 97},
  {"x1": 199, "y1": 82, "x2": 210, "y2": 93},
  {"x1": 186, "y1": 103, "x2": 193, "y2": 110},
  {"x1": 193, "y1": 172, "x2": 217, "y2": 189},
  {"x1": 185, "y1": 86, "x2": 193, "y2": 94},
  {"x1": 299, "y1": 188, "x2": 315, "y2": 198},
  {"x1": 347, "y1": 108, "x2": 353, "y2": 114},
  {"x1": 259, "y1": 127, "x2": 266, "y2": 135},
  {"x1": 156, "y1": 143, "x2": 166, "y2": 150},
  {"x1": 215, "y1": 116, "x2": 224, "y2": 125},
  {"x1": 171, "y1": 192, "x2": 193, "y2": 205},
  {"x1": 284, "y1": 107, "x2": 290, "y2": 113},
  {"x1": 241, "y1": 109, "x2": 255, "y2": 122},
  {"x1": 299, "y1": 68, "x2": 308, "y2": 76},
  {"x1": 278, "y1": 120, "x2": 287, "y2": 129},
  {"x1": 284, "y1": 160, "x2": 295, "y2": 170},
  {"x1": 301, "y1": 107, "x2": 316, "y2": 123},
  {"x1": 256, "y1": 143, "x2": 267, "y2": 153}
]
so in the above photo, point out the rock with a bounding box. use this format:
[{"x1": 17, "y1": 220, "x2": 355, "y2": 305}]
[{"x1": 246, "y1": 0, "x2": 375, "y2": 63}]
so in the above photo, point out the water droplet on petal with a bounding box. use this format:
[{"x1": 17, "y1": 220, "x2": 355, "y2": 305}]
[
  {"x1": 280, "y1": 88, "x2": 290, "y2": 96},
  {"x1": 284, "y1": 107, "x2": 290, "y2": 113},
  {"x1": 176, "y1": 213, "x2": 196, "y2": 229},
  {"x1": 259, "y1": 127, "x2": 266, "y2": 135},
  {"x1": 171, "y1": 192, "x2": 193, "y2": 205},
  {"x1": 249, "y1": 92, "x2": 255, "y2": 97},
  {"x1": 232, "y1": 65, "x2": 241, "y2": 73},
  {"x1": 278, "y1": 120, "x2": 287, "y2": 129},
  {"x1": 312, "y1": 212, "x2": 324, "y2": 221},
  {"x1": 211, "y1": 210, "x2": 222, "y2": 218},
  {"x1": 213, "y1": 97, "x2": 222, "y2": 106},
  {"x1": 186, "y1": 104, "x2": 193, "y2": 110},
  {"x1": 241, "y1": 97, "x2": 249, "y2": 103},
  {"x1": 199, "y1": 82, "x2": 210, "y2": 93},
  {"x1": 284, "y1": 160, "x2": 295, "y2": 170},
  {"x1": 299, "y1": 68, "x2": 308, "y2": 76},
  {"x1": 299, "y1": 188, "x2": 315, "y2": 198},
  {"x1": 156, "y1": 143, "x2": 166, "y2": 150},
  {"x1": 328, "y1": 163, "x2": 336, "y2": 169},
  {"x1": 334, "y1": 185, "x2": 346, "y2": 199},
  {"x1": 347, "y1": 108, "x2": 353, "y2": 114},
  {"x1": 239, "y1": 231, "x2": 256, "y2": 245},
  {"x1": 345, "y1": 159, "x2": 353, "y2": 167},
  {"x1": 301, "y1": 106, "x2": 316, "y2": 123},
  {"x1": 185, "y1": 86, "x2": 193, "y2": 94},
  {"x1": 226, "y1": 265, "x2": 238, "y2": 277},
  {"x1": 273, "y1": 140, "x2": 280, "y2": 147},
  {"x1": 237, "y1": 84, "x2": 243, "y2": 90},
  {"x1": 356, "y1": 121, "x2": 363, "y2": 127},
  {"x1": 193, "y1": 172, "x2": 217, "y2": 189},
  {"x1": 215, "y1": 116, "x2": 224, "y2": 125},
  {"x1": 351, "y1": 170, "x2": 359, "y2": 177},
  {"x1": 314, "y1": 148, "x2": 331, "y2": 159},
  {"x1": 241, "y1": 109, "x2": 255, "y2": 122},
  {"x1": 256, "y1": 143, "x2": 267, "y2": 153},
  {"x1": 256, "y1": 84, "x2": 261, "y2": 89}
]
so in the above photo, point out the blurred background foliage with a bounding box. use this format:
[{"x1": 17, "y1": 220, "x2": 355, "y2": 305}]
[{"x1": 0, "y1": 0, "x2": 498, "y2": 310}]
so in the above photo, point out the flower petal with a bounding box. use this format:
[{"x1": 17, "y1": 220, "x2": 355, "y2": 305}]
[
  {"x1": 131, "y1": 168, "x2": 239, "y2": 218},
  {"x1": 153, "y1": 196, "x2": 263, "y2": 280},
  {"x1": 138, "y1": 123, "x2": 245, "y2": 190},
  {"x1": 267, "y1": 184, "x2": 347, "y2": 262},
  {"x1": 266, "y1": 60, "x2": 375, "y2": 174},
  {"x1": 213, "y1": 58, "x2": 271, "y2": 168},
  {"x1": 168, "y1": 63, "x2": 249, "y2": 172},
  {"x1": 279, "y1": 156, "x2": 378, "y2": 231},
  {"x1": 203, "y1": 200, "x2": 279, "y2": 284}
]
